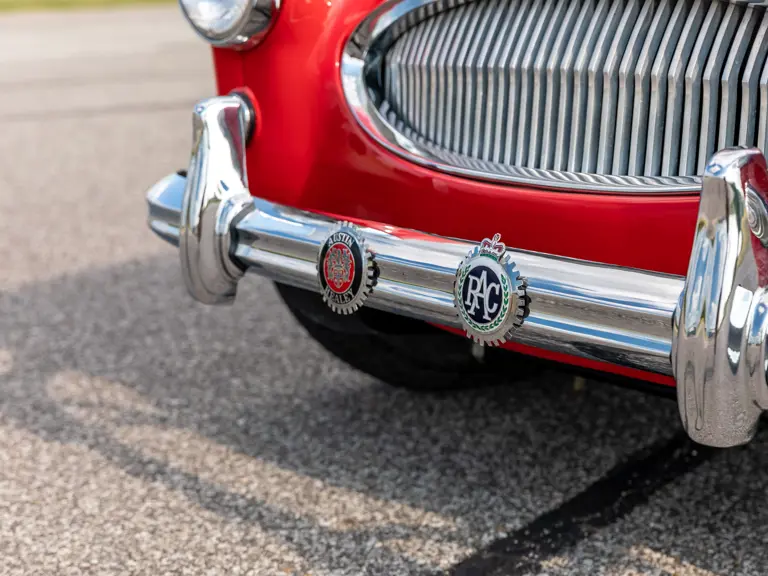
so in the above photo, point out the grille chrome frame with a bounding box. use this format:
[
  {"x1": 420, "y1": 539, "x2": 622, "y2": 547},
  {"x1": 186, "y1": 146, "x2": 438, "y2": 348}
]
[{"x1": 340, "y1": 0, "x2": 767, "y2": 194}]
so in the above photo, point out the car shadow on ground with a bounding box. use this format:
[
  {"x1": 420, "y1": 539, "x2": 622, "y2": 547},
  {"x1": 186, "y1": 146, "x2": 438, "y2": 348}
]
[{"x1": 0, "y1": 253, "x2": 764, "y2": 574}]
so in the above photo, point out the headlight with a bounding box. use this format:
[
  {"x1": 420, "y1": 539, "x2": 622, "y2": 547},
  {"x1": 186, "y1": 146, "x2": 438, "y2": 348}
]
[{"x1": 179, "y1": 0, "x2": 279, "y2": 48}]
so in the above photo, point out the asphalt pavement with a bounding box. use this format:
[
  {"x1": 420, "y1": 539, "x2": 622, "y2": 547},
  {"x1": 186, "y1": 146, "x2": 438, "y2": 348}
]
[{"x1": 0, "y1": 6, "x2": 766, "y2": 576}]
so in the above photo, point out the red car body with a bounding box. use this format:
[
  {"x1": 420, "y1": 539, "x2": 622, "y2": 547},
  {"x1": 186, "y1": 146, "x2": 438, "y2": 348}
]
[{"x1": 207, "y1": 2, "x2": 701, "y2": 387}]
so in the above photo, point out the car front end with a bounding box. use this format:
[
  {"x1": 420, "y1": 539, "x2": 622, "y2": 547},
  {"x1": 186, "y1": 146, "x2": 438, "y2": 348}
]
[{"x1": 147, "y1": 0, "x2": 768, "y2": 448}]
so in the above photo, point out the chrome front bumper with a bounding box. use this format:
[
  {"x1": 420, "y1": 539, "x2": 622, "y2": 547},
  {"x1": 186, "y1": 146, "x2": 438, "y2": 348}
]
[{"x1": 147, "y1": 95, "x2": 768, "y2": 448}]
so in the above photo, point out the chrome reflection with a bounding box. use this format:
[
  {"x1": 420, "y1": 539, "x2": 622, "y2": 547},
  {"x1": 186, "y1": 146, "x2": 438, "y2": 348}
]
[
  {"x1": 147, "y1": 172, "x2": 186, "y2": 246},
  {"x1": 673, "y1": 148, "x2": 768, "y2": 447},
  {"x1": 179, "y1": 94, "x2": 254, "y2": 305}
]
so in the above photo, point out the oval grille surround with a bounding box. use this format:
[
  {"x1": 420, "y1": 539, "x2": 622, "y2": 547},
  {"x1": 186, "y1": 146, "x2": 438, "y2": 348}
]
[{"x1": 381, "y1": 0, "x2": 768, "y2": 179}]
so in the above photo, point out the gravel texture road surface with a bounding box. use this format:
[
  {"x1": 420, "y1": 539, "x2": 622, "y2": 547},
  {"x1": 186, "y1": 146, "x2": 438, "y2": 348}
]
[{"x1": 0, "y1": 6, "x2": 766, "y2": 576}]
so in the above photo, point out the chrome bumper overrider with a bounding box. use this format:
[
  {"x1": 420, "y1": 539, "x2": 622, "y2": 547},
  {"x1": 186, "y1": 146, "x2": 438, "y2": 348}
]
[{"x1": 147, "y1": 95, "x2": 768, "y2": 448}]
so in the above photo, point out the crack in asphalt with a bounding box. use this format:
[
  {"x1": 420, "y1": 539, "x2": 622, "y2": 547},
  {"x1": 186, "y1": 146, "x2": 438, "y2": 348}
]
[{"x1": 447, "y1": 433, "x2": 718, "y2": 575}]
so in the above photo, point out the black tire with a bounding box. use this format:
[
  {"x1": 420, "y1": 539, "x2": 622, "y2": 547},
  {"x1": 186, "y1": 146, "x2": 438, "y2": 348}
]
[{"x1": 276, "y1": 282, "x2": 542, "y2": 391}]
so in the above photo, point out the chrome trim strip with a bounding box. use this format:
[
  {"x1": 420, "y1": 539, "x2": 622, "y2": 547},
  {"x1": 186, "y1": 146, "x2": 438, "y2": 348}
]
[
  {"x1": 341, "y1": 0, "x2": 702, "y2": 194},
  {"x1": 147, "y1": 96, "x2": 768, "y2": 448}
]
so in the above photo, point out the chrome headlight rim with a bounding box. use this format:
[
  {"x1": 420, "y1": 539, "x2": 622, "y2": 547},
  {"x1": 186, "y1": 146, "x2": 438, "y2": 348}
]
[{"x1": 179, "y1": 0, "x2": 280, "y2": 49}]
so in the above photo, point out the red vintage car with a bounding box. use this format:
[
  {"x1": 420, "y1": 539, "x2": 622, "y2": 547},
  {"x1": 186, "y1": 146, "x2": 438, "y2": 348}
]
[{"x1": 147, "y1": 0, "x2": 768, "y2": 448}]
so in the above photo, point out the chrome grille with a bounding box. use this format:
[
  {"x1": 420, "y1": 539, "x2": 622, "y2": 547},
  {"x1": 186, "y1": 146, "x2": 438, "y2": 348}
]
[{"x1": 381, "y1": 0, "x2": 768, "y2": 178}]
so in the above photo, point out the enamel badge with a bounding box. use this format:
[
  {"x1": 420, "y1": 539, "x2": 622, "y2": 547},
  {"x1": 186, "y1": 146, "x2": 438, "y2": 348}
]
[
  {"x1": 454, "y1": 233, "x2": 527, "y2": 345},
  {"x1": 318, "y1": 223, "x2": 376, "y2": 314}
]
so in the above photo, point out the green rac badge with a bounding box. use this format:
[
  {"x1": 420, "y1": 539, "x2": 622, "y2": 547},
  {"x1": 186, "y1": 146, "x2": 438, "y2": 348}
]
[{"x1": 454, "y1": 234, "x2": 527, "y2": 346}]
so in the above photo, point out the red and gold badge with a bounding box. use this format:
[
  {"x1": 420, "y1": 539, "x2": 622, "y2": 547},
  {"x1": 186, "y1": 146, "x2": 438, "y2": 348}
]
[
  {"x1": 317, "y1": 223, "x2": 376, "y2": 314},
  {"x1": 323, "y1": 241, "x2": 356, "y2": 294}
]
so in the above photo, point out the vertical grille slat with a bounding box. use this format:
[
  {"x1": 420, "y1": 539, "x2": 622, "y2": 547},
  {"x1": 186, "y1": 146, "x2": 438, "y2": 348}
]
[
  {"x1": 502, "y1": 0, "x2": 546, "y2": 164},
  {"x1": 433, "y1": 8, "x2": 464, "y2": 147},
  {"x1": 719, "y1": 7, "x2": 758, "y2": 149},
  {"x1": 659, "y1": 0, "x2": 708, "y2": 176},
  {"x1": 538, "y1": 0, "x2": 583, "y2": 169},
  {"x1": 390, "y1": 30, "x2": 406, "y2": 120},
  {"x1": 568, "y1": 0, "x2": 612, "y2": 172},
  {"x1": 472, "y1": 0, "x2": 508, "y2": 158},
  {"x1": 415, "y1": 16, "x2": 438, "y2": 137},
  {"x1": 401, "y1": 25, "x2": 419, "y2": 139},
  {"x1": 453, "y1": 4, "x2": 485, "y2": 152},
  {"x1": 638, "y1": 0, "x2": 688, "y2": 176},
  {"x1": 382, "y1": 0, "x2": 768, "y2": 180},
  {"x1": 740, "y1": 12, "x2": 768, "y2": 147},
  {"x1": 463, "y1": 0, "x2": 498, "y2": 156},
  {"x1": 489, "y1": 0, "x2": 529, "y2": 162},
  {"x1": 527, "y1": 0, "x2": 571, "y2": 168},
  {"x1": 697, "y1": 3, "x2": 745, "y2": 174},
  {"x1": 609, "y1": 0, "x2": 655, "y2": 175},
  {"x1": 679, "y1": 1, "x2": 725, "y2": 176},
  {"x1": 759, "y1": 51, "x2": 768, "y2": 153},
  {"x1": 584, "y1": 0, "x2": 634, "y2": 173},
  {"x1": 553, "y1": 0, "x2": 596, "y2": 171},
  {"x1": 515, "y1": 0, "x2": 560, "y2": 166},
  {"x1": 594, "y1": 0, "x2": 642, "y2": 173},
  {"x1": 482, "y1": 1, "x2": 519, "y2": 161},
  {"x1": 442, "y1": 5, "x2": 471, "y2": 149},
  {"x1": 425, "y1": 12, "x2": 449, "y2": 143}
]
